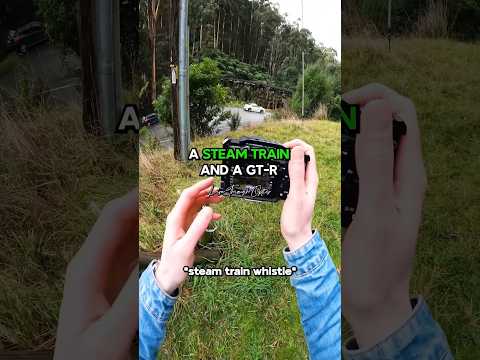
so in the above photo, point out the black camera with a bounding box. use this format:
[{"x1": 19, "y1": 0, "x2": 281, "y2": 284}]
[
  {"x1": 341, "y1": 101, "x2": 407, "y2": 228},
  {"x1": 219, "y1": 137, "x2": 309, "y2": 202}
]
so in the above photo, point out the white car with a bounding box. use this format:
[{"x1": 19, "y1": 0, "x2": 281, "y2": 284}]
[{"x1": 243, "y1": 103, "x2": 265, "y2": 113}]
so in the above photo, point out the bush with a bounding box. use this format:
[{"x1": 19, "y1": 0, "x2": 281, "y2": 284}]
[
  {"x1": 271, "y1": 107, "x2": 298, "y2": 121},
  {"x1": 227, "y1": 111, "x2": 241, "y2": 131},
  {"x1": 313, "y1": 104, "x2": 329, "y2": 120},
  {"x1": 152, "y1": 79, "x2": 171, "y2": 124},
  {"x1": 153, "y1": 58, "x2": 229, "y2": 137},
  {"x1": 291, "y1": 60, "x2": 340, "y2": 119}
]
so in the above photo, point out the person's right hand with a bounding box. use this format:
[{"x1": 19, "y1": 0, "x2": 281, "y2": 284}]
[
  {"x1": 342, "y1": 84, "x2": 427, "y2": 348},
  {"x1": 281, "y1": 140, "x2": 319, "y2": 251},
  {"x1": 155, "y1": 177, "x2": 223, "y2": 295}
]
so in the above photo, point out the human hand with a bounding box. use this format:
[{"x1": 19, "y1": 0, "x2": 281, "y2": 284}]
[
  {"x1": 281, "y1": 140, "x2": 319, "y2": 251},
  {"x1": 342, "y1": 84, "x2": 427, "y2": 348},
  {"x1": 54, "y1": 189, "x2": 139, "y2": 360},
  {"x1": 155, "y1": 177, "x2": 223, "y2": 295}
]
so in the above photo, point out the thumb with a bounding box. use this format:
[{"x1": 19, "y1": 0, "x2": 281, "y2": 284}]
[
  {"x1": 356, "y1": 99, "x2": 395, "y2": 213},
  {"x1": 288, "y1": 146, "x2": 306, "y2": 198},
  {"x1": 180, "y1": 206, "x2": 214, "y2": 252}
]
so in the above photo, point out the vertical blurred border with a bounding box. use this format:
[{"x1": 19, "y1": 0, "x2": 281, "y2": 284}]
[
  {"x1": 0, "y1": 0, "x2": 139, "y2": 355},
  {"x1": 342, "y1": 1, "x2": 480, "y2": 357}
]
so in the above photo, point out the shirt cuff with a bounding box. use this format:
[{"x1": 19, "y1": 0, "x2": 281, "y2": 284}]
[
  {"x1": 283, "y1": 230, "x2": 328, "y2": 277},
  {"x1": 343, "y1": 297, "x2": 450, "y2": 359},
  {"x1": 139, "y1": 260, "x2": 178, "y2": 322}
]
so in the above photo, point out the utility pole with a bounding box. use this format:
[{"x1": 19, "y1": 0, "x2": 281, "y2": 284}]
[
  {"x1": 388, "y1": 0, "x2": 392, "y2": 52},
  {"x1": 178, "y1": 0, "x2": 191, "y2": 161},
  {"x1": 95, "y1": 0, "x2": 122, "y2": 135},
  {"x1": 170, "y1": 0, "x2": 180, "y2": 160},
  {"x1": 80, "y1": 0, "x2": 101, "y2": 135},
  {"x1": 301, "y1": 0, "x2": 305, "y2": 118}
]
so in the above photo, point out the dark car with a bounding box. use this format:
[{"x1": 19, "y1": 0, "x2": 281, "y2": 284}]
[
  {"x1": 7, "y1": 21, "x2": 49, "y2": 55},
  {"x1": 142, "y1": 113, "x2": 160, "y2": 127}
]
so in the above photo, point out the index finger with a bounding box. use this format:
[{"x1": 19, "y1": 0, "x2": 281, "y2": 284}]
[{"x1": 168, "y1": 177, "x2": 215, "y2": 224}]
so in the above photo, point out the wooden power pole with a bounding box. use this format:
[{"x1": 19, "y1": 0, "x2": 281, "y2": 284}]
[
  {"x1": 80, "y1": 0, "x2": 101, "y2": 135},
  {"x1": 170, "y1": 0, "x2": 181, "y2": 160}
]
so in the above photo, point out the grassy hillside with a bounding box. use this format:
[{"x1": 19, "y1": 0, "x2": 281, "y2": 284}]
[
  {"x1": 0, "y1": 102, "x2": 137, "y2": 350},
  {"x1": 140, "y1": 119, "x2": 340, "y2": 358},
  {"x1": 343, "y1": 38, "x2": 480, "y2": 358}
]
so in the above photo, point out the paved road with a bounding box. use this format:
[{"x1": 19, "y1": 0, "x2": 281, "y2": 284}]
[
  {"x1": 147, "y1": 124, "x2": 174, "y2": 149},
  {"x1": 216, "y1": 106, "x2": 271, "y2": 134},
  {"x1": 145, "y1": 107, "x2": 271, "y2": 149}
]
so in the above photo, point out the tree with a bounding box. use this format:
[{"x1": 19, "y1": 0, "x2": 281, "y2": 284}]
[
  {"x1": 146, "y1": 0, "x2": 161, "y2": 102},
  {"x1": 120, "y1": 0, "x2": 140, "y2": 86},
  {"x1": 291, "y1": 59, "x2": 340, "y2": 119},
  {"x1": 35, "y1": 0, "x2": 79, "y2": 53}
]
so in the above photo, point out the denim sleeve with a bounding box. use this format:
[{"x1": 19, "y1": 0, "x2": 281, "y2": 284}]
[
  {"x1": 283, "y1": 230, "x2": 341, "y2": 359},
  {"x1": 343, "y1": 297, "x2": 453, "y2": 360},
  {"x1": 139, "y1": 260, "x2": 177, "y2": 360}
]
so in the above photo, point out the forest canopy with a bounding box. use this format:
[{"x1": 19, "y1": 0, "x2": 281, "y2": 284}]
[{"x1": 151, "y1": 0, "x2": 338, "y2": 92}]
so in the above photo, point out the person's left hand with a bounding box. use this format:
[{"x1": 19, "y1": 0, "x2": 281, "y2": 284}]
[
  {"x1": 54, "y1": 189, "x2": 139, "y2": 360},
  {"x1": 155, "y1": 177, "x2": 224, "y2": 295}
]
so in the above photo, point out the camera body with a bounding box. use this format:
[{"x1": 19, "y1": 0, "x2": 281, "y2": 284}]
[
  {"x1": 220, "y1": 137, "x2": 308, "y2": 202},
  {"x1": 341, "y1": 101, "x2": 407, "y2": 228}
]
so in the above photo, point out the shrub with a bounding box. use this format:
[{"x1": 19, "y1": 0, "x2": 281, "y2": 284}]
[
  {"x1": 291, "y1": 61, "x2": 340, "y2": 119},
  {"x1": 153, "y1": 58, "x2": 229, "y2": 137},
  {"x1": 271, "y1": 107, "x2": 298, "y2": 121},
  {"x1": 313, "y1": 104, "x2": 329, "y2": 120},
  {"x1": 227, "y1": 112, "x2": 241, "y2": 131}
]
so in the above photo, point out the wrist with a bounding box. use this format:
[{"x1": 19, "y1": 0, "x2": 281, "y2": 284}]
[
  {"x1": 284, "y1": 228, "x2": 314, "y2": 252},
  {"x1": 346, "y1": 291, "x2": 412, "y2": 349},
  {"x1": 154, "y1": 264, "x2": 179, "y2": 296}
]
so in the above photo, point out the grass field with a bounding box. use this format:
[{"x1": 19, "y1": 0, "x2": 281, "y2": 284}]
[
  {"x1": 140, "y1": 119, "x2": 340, "y2": 359},
  {"x1": 0, "y1": 102, "x2": 137, "y2": 350},
  {"x1": 343, "y1": 38, "x2": 480, "y2": 358}
]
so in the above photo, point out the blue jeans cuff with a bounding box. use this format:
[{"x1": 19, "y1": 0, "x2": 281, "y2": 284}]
[
  {"x1": 283, "y1": 230, "x2": 328, "y2": 277},
  {"x1": 343, "y1": 297, "x2": 452, "y2": 360},
  {"x1": 139, "y1": 260, "x2": 177, "y2": 322}
]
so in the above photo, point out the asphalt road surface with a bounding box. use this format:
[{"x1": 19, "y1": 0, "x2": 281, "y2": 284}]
[
  {"x1": 145, "y1": 107, "x2": 271, "y2": 149},
  {"x1": 216, "y1": 106, "x2": 271, "y2": 134}
]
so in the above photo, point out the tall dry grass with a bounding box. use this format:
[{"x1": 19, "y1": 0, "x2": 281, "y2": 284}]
[{"x1": 0, "y1": 98, "x2": 137, "y2": 350}]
